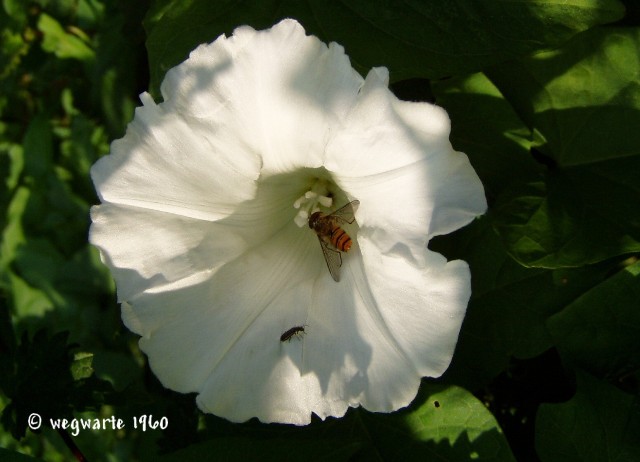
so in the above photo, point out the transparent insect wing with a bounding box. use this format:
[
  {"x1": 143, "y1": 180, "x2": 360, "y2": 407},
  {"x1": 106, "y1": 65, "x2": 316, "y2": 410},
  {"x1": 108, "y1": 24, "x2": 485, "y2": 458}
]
[
  {"x1": 328, "y1": 200, "x2": 359, "y2": 224},
  {"x1": 318, "y1": 237, "x2": 343, "y2": 282}
]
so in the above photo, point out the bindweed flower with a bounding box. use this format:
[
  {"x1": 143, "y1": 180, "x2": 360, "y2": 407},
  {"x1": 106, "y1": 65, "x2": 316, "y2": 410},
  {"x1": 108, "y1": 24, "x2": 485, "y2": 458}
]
[{"x1": 90, "y1": 19, "x2": 487, "y2": 425}]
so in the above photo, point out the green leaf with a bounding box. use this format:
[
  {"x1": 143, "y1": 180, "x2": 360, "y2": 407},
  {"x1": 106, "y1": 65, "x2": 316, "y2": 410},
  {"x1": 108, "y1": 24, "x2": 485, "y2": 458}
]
[
  {"x1": 71, "y1": 352, "x2": 94, "y2": 380},
  {"x1": 158, "y1": 435, "x2": 364, "y2": 462},
  {"x1": 536, "y1": 371, "x2": 640, "y2": 462},
  {"x1": 156, "y1": 413, "x2": 366, "y2": 462},
  {"x1": 432, "y1": 72, "x2": 540, "y2": 200},
  {"x1": 1, "y1": 330, "x2": 74, "y2": 439},
  {"x1": 91, "y1": 349, "x2": 142, "y2": 392},
  {"x1": 23, "y1": 170, "x2": 89, "y2": 257},
  {"x1": 309, "y1": 0, "x2": 624, "y2": 79},
  {"x1": 57, "y1": 108, "x2": 109, "y2": 199},
  {"x1": 144, "y1": 0, "x2": 624, "y2": 95},
  {"x1": 37, "y1": 13, "x2": 95, "y2": 61},
  {"x1": 91, "y1": 2, "x2": 147, "y2": 138},
  {"x1": 158, "y1": 384, "x2": 513, "y2": 460},
  {"x1": 0, "y1": 186, "x2": 28, "y2": 271},
  {"x1": 360, "y1": 383, "x2": 516, "y2": 461},
  {"x1": 22, "y1": 115, "x2": 53, "y2": 180},
  {"x1": 7, "y1": 272, "x2": 55, "y2": 322},
  {"x1": 2, "y1": 0, "x2": 29, "y2": 24},
  {"x1": 546, "y1": 259, "x2": 640, "y2": 379},
  {"x1": 0, "y1": 448, "x2": 41, "y2": 462},
  {"x1": 9, "y1": 240, "x2": 116, "y2": 343},
  {"x1": 494, "y1": 167, "x2": 640, "y2": 268},
  {"x1": 0, "y1": 10, "x2": 29, "y2": 80},
  {"x1": 14, "y1": 239, "x2": 69, "y2": 308},
  {"x1": 489, "y1": 27, "x2": 640, "y2": 167},
  {"x1": 1, "y1": 330, "x2": 112, "y2": 440},
  {"x1": 490, "y1": 27, "x2": 640, "y2": 267},
  {"x1": 432, "y1": 216, "x2": 617, "y2": 389},
  {"x1": 3, "y1": 144, "x2": 23, "y2": 193},
  {"x1": 76, "y1": 0, "x2": 105, "y2": 27}
]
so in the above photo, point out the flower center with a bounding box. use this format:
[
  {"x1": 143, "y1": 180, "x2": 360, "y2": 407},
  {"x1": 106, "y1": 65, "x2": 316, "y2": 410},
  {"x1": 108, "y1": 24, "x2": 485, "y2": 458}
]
[{"x1": 292, "y1": 179, "x2": 334, "y2": 228}]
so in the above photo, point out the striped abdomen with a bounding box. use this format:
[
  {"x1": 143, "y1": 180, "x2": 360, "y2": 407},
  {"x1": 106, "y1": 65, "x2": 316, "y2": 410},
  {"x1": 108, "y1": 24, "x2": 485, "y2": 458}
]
[{"x1": 329, "y1": 226, "x2": 352, "y2": 251}]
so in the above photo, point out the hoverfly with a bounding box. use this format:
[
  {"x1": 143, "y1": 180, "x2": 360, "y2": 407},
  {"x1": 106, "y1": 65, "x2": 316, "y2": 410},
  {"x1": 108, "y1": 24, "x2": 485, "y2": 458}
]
[
  {"x1": 308, "y1": 200, "x2": 359, "y2": 282},
  {"x1": 280, "y1": 325, "x2": 306, "y2": 342}
]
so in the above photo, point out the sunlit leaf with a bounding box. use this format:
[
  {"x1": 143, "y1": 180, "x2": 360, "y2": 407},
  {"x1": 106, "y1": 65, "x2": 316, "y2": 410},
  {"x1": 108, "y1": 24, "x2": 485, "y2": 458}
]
[
  {"x1": 489, "y1": 28, "x2": 640, "y2": 166},
  {"x1": 490, "y1": 27, "x2": 640, "y2": 267},
  {"x1": 360, "y1": 383, "x2": 516, "y2": 461},
  {"x1": 71, "y1": 352, "x2": 95, "y2": 380},
  {"x1": 144, "y1": 0, "x2": 624, "y2": 95},
  {"x1": 77, "y1": 0, "x2": 105, "y2": 27},
  {"x1": 1, "y1": 186, "x2": 28, "y2": 271},
  {"x1": 432, "y1": 72, "x2": 539, "y2": 200},
  {"x1": 38, "y1": 13, "x2": 95, "y2": 61}
]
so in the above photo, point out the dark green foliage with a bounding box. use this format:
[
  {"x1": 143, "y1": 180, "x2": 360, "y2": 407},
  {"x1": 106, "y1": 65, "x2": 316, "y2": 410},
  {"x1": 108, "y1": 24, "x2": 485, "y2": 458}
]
[
  {"x1": 1, "y1": 329, "x2": 112, "y2": 440},
  {"x1": 1, "y1": 0, "x2": 638, "y2": 460},
  {"x1": 143, "y1": 0, "x2": 625, "y2": 96}
]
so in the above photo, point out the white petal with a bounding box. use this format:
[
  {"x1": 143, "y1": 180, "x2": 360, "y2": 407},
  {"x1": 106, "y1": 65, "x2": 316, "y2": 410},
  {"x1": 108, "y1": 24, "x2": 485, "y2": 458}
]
[
  {"x1": 160, "y1": 19, "x2": 364, "y2": 175},
  {"x1": 91, "y1": 99, "x2": 261, "y2": 220},
  {"x1": 122, "y1": 221, "x2": 327, "y2": 423},
  {"x1": 295, "y1": 239, "x2": 470, "y2": 417},
  {"x1": 93, "y1": 15, "x2": 369, "y2": 221},
  {"x1": 90, "y1": 19, "x2": 486, "y2": 426},
  {"x1": 301, "y1": 267, "x2": 421, "y2": 417},
  {"x1": 326, "y1": 67, "x2": 487, "y2": 260},
  {"x1": 125, "y1": 220, "x2": 469, "y2": 424},
  {"x1": 354, "y1": 238, "x2": 471, "y2": 378},
  {"x1": 89, "y1": 204, "x2": 245, "y2": 301},
  {"x1": 91, "y1": 168, "x2": 317, "y2": 300}
]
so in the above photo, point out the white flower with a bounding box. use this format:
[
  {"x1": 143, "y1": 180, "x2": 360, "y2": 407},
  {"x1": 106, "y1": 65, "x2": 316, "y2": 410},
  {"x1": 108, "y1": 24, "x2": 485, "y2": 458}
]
[{"x1": 89, "y1": 19, "x2": 487, "y2": 425}]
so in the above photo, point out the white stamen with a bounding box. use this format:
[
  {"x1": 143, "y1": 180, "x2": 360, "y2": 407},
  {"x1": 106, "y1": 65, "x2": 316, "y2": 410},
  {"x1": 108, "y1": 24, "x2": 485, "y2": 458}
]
[
  {"x1": 294, "y1": 211, "x2": 309, "y2": 228},
  {"x1": 293, "y1": 196, "x2": 305, "y2": 209},
  {"x1": 293, "y1": 179, "x2": 333, "y2": 227},
  {"x1": 318, "y1": 196, "x2": 333, "y2": 208}
]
